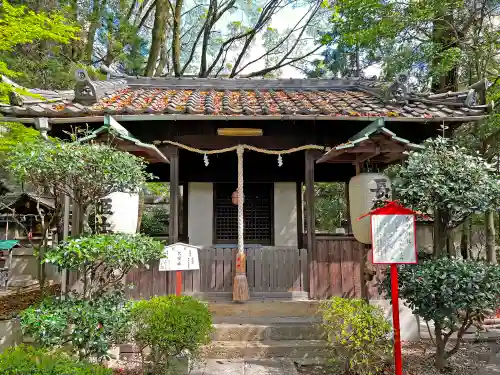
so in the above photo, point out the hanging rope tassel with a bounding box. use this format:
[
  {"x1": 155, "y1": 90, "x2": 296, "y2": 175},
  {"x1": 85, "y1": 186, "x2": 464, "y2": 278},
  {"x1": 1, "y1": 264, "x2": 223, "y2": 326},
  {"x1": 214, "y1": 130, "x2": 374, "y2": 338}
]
[{"x1": 233, "y1": 145, "x2": 249, "y2": 302}]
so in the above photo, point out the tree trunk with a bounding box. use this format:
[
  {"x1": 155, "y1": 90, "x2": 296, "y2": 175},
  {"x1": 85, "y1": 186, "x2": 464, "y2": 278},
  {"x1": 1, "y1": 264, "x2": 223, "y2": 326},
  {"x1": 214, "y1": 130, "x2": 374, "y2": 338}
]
[
  {"x1": 434, "y1": 324, "x2": 448, "y2": 370},
  {"x1": 84, "y1": 0, "x2": 106, "y2": 63},
  {"x1": 145, "y1": 0, "x2": 169, "y2": 76},
  {"x1": 171, "y1": 0, "x2": 183, "y2": 77},
  {"x1": 461, "y1": 218, "x2": 470, "y2": 259},
  {"x1": 446, "y1": 230, "x2": 455, "y2": 257},
  {"x1": 431, "y1": 14, "x2": 459, "y2": 92},
  {"x1": 486, "y1": 209, "x2": 496, "y2": 263},
  {"x1": 155, "y1": 39, "x2": 168, "y2": 76},
  {"x1": 433, "y1": 210, "x2": 447, "y2": 257},
  {"x1": 136, "y1": 190, "x2": 145, "y2": 233}
]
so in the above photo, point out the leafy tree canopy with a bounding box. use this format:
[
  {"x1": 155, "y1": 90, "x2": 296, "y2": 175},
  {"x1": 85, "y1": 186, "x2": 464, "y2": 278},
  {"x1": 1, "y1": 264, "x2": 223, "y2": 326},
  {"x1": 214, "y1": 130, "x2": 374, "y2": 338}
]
[
  {"x1": 391, "y1": 136, "x2": 499, "y2": 227},
  {"x1": 6, "y1": 139, "x2": 153, "y2": 210},
  {"x1": 319, "y1": 0, "x2": 499, "y2": 90},
  {"x1": 0, "y1": 0, "x2": 79, "y2": 101}
]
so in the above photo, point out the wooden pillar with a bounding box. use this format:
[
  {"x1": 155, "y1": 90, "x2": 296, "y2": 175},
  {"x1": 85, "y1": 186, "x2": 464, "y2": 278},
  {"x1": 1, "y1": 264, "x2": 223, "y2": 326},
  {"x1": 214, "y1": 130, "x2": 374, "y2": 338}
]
[
  {"x1": 182, "y1": 183, "x2": 189, "y2": 243},
  {"x1": 345, "y1": 182, "x2": 352, "y2": 234},
  {"x1": 305, "y1": 150, "x2": 316, "y2": 299},
  {"x1": 168, "y1": 147, "x2": 180, "y2": 294},
  {"x1": 169, "y1": 147, "x2": 180, "y2": 244},
  {"x1": 61, "y1": 195, "x2": 70, "y2": 297},
  {"x1": 296, "y1": 181, "x2": 303, "y2": 249}
]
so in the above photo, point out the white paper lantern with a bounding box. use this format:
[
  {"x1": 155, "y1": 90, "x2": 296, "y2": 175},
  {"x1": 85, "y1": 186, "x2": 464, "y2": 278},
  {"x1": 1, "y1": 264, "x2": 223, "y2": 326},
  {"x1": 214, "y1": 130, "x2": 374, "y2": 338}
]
[
  {"x1": 104, "y1": 192, "x2": 140, "y2": 234},
  {"x1": 349, "y1": 173, "x2": 392, "y2": 244}
]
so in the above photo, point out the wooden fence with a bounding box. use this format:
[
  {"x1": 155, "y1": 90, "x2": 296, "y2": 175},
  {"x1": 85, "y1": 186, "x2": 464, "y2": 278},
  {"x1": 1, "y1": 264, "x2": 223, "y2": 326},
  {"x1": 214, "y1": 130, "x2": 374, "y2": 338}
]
[
  {"x1": 307, "y1": 235, "x2": 384, "y2": 300},
  {"x1": 126, "y1": 246, "x2": 308, "y2": 300},
  {"x1": 126, "y1": 236, "x2": 385, "y2": 300}
]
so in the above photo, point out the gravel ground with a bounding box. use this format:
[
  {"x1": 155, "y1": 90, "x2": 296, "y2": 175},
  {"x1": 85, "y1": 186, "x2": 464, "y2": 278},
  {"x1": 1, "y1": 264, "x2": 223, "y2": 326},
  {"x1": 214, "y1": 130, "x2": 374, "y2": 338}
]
[{"x1": 295, "y1": 341, "x2": 492, "y2": 375}]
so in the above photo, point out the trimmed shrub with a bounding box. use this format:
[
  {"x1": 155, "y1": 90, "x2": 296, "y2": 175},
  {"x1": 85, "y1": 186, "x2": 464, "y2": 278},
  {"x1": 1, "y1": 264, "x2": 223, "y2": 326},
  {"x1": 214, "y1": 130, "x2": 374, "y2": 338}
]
[
  {"x1": 44, "y1": 233, "x2": 164, "y2": 299},
  {"x1": 130, "y1": 295, "x2": 214, "y2": 374},
  {"x1": 380, "y1": 257, "x2": 500, "y2": 370},
  {"x1": 0, "y1": 345, "x2": 112, "y2": 375},
  {"x1": 20, "y1": 290, "x2": 131, "y2": 361},
  {"x1": 319, "y1": 297, "x2": 392, "y2": 375}
]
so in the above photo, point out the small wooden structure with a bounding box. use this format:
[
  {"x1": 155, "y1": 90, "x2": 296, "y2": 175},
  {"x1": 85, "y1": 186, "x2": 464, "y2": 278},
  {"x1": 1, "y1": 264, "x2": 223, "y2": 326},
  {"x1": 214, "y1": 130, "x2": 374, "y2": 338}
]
[
  {"x1": 0, "y1": 70, "x2": 491, "y2": 300},
  {"x1": 0, "y1": 240, "x2": 20, "y2": 289},
  {"x1": 0, "y1": 193, "x2": 55, "y2": 242}
]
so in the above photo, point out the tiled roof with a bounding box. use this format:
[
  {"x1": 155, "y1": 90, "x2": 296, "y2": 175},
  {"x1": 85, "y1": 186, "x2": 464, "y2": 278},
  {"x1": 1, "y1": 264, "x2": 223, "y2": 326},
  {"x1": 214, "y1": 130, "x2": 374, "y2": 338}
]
[{"x1": 0, "y1": 70, "x2": 492, "y2": 121}]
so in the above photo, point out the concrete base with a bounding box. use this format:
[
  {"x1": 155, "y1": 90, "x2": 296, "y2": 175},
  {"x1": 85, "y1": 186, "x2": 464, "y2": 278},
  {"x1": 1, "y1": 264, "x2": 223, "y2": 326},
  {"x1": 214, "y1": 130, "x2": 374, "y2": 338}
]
[
  {"x1": 0, "y1": 318, "x2": 22, "y2": 352},
  {"x1": 8, "y1": 247, "x2": 60, "y2": 287},
  {"x1": 370, "y1": 299, "x2": 420, "y2": 341}
]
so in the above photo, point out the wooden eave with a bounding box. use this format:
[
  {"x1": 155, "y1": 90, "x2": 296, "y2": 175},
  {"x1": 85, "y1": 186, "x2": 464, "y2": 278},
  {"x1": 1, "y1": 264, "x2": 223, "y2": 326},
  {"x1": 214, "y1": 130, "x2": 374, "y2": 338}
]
[
  {"x1": 76, "y1": 116, "x2": 169, "y2": 163},
  {"x1": 317, "y1": 119, "x2": 424, "y2": 165}
]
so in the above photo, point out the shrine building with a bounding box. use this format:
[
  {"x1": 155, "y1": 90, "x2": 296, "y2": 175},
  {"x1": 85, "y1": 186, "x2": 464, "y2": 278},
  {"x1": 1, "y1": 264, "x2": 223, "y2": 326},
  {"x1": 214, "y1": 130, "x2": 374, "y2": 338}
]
[{"x1": 0, "y1": 70, "x2": 491, "y2": 300}]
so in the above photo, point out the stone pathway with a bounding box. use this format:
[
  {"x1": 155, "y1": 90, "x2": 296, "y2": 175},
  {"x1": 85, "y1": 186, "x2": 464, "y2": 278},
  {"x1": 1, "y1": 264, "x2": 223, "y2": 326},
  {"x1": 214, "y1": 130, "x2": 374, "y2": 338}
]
[{"x1": 191, "y1": 359, "x2": 299, "y2": 375}]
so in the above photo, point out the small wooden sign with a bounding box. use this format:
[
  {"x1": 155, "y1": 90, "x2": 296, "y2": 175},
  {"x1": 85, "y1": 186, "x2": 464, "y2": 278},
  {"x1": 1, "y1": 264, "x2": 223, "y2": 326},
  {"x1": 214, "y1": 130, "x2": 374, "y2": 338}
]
[
  {"x1": 159, "y1": 243, "x2": 200, "y2": 271},
  {"x1": 371, "y1": 214, "x2": 417, "y2": 264}
]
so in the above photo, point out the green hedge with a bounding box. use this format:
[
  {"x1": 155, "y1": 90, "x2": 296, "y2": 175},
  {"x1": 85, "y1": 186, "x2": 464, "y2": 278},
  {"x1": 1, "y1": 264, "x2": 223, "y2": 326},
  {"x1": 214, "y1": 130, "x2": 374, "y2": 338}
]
[{"x1": 0, "y1": 345, "x2": 112, "y2": 375}]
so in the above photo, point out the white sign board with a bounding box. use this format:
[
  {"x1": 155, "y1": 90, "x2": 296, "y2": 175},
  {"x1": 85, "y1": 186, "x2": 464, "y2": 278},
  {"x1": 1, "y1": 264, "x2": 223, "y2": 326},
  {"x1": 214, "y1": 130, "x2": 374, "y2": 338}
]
[
  {"x1": 371, "y1": 214, "x2": 416, "y2": 264},
  {"x1": 159, "y1": 243, "x2": 200, "y2": 271}
]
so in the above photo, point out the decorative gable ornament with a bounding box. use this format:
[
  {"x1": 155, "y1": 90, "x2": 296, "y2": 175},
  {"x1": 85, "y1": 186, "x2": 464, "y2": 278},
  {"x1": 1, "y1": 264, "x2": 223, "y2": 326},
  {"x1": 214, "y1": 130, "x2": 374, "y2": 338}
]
[{"x1": 349, "y1": 173, "x2": 392, "y2": 244}]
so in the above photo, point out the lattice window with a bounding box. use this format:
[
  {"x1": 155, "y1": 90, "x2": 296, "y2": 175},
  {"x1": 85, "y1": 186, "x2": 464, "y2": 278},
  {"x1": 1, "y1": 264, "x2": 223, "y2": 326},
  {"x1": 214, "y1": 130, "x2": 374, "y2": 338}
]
[{"x1": 214, "y1": 183, "x2": 273, "y2": 245}]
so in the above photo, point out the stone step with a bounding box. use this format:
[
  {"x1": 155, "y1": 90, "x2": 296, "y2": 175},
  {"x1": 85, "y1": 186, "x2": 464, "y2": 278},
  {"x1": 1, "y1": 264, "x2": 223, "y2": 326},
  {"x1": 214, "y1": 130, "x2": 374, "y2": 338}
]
[
  {"x1": 208, "y1": 301, "x2": 321, "y2": 319},
  {"x1": 212, "y1": 316, "x2": 321, "y2": 325},
  {"x1": 213, "y1": 323, "x2": 325, "y2": 341},
  {"x1": 202, "y1": 340, "x2": 330, "y2": 359}
]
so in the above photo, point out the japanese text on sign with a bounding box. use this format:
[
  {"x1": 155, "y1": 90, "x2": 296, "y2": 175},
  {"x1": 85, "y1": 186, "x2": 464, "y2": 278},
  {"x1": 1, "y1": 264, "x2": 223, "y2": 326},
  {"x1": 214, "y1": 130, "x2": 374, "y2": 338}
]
[
  {"x1": 159, "y1": 243, "x2": 200, "y2": 271},
  {"x1": 372, "y1": 214, "x2": 416, "y2": 264}
]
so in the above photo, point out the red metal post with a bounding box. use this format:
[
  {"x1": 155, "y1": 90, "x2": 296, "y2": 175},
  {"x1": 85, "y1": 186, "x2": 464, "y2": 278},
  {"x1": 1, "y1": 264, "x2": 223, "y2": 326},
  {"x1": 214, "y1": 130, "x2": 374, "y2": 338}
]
[
  {"x1": 390, "y1": 264, "x2": 403, "y2": 375},
  {"x1": 176, "y1": 271, "x2": 182, "y2": 296}
]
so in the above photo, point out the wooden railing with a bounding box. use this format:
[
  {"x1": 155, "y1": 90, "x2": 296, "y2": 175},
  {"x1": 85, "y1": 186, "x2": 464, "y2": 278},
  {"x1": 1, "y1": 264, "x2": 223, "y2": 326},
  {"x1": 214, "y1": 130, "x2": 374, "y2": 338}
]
[{"x1": 126, "y1": 246, "x2": 308, "y2": 300}]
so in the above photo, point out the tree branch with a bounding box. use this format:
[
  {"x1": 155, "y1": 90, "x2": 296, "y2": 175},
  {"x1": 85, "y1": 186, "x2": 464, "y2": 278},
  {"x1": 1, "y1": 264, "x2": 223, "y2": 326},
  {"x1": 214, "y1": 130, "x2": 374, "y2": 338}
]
[
  {"x1": 138, "y1": 0, "x2": 157, "y2": 31},
  {"x1": 244, "y1": 44, "x2": 322, "y2": 77},
  {"x1": 232, "y1": 2, "x2": 319, "y2": 76}
]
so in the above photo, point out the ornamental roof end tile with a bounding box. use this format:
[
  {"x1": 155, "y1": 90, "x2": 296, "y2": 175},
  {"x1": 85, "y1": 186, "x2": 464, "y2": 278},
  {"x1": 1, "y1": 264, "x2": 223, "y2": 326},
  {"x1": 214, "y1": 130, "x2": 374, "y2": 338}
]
[{"x1": 0, "y1": 69, "x2": 493, "y2": 121}]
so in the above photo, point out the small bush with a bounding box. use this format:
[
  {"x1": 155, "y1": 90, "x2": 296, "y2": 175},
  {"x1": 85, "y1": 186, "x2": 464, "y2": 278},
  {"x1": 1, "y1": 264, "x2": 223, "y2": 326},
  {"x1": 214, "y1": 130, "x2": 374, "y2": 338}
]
[
  {"x1": 20, "y1": 290, "x2": 131, "y2": 361},
  {"x1": 0, "y1": 345, "x2": 112, "y2": 375},
  {"x1": 130, "y1": 295, "x2": 214, "y2": 374},
  {"x1": 140, "y1": 205, "x2": 169, "y2": 236},
  {"x1": 380, "y1": 257, "x2": 500, "y2": 370},
  {"x1": 319, "y1": 297, "x2": 392, "y2": 375}
]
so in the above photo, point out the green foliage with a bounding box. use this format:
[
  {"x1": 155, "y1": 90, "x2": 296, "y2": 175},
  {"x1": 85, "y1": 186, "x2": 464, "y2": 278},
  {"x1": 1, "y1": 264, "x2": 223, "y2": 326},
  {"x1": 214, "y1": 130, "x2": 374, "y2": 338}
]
[
  {"x1": 319, "y1": 297, "x2": 392, "y2": 375},
  {"x1": 44, "y1": 233, "x2": 164, "y2": 298},
  {"x1": 144, "y1": 182, "x2": 170, "y2": 199},
  {"x1": 130, "y1": 295, "x2": 214, "y2": 374},
  {"x1": 20, "y1": 291, "x2": 131, "y2": 361},
  {"x1": 6, "y1": 139, "x2": 153, "y2": 211},
  {"x1": 141, "y1": 205, "x2": 169, "y2": 236},
  {"x1": 380, "y1": 258, "x2": 500, "y2": 368},
  {"x1": 0, "y1": 345, "x2": 112, "y2": 375},
  {"x1": 0, "y1": 121, "x2": 41, "y2": 156},
  {"x1": 391, "y1": 136, "x2": 500, "y2": 226},
  {"x1": 314, "y1": 182, "x2": 347, "y2": 231},
  {"x1": 320, "y1": 0, "x2": 499, "y2": 89},
  {"x1": 0, "y1": 0, "x2": 79, "y2": 101}
]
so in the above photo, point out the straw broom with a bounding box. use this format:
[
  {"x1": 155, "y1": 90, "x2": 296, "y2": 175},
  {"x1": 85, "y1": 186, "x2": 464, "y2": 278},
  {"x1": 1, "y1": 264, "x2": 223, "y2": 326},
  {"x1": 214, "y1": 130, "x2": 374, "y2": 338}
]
[{"x1": 233, "y1": 145, "x2": 249, "y2": 302}]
